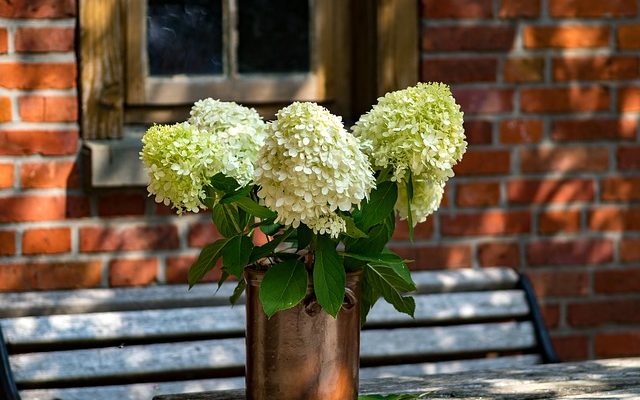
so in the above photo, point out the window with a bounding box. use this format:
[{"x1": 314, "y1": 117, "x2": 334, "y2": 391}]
[{"x1": 80, "y1": 0, "x2": 418, "y2": 187}]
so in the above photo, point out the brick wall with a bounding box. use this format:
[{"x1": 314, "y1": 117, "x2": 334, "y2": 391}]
[
  {"x1": 0, "y1": 0, "x2": 639, "y2": 362},
  {"x1": 415, "y1": 0, "x2": 640, "y2": 360}
]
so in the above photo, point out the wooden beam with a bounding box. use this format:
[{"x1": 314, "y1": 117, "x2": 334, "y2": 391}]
[{"x1": 79, "y1": 0, "x2": 125, "y2": 139}]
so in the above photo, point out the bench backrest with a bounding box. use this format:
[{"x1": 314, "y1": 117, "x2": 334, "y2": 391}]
[{"x1": 0, "y1": 267, "x2": 557, "y2": 400}]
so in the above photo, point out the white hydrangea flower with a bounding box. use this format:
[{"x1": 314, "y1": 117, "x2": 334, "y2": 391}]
[
  {"x1": 140, "y1": 100, "x2": 266, "y2": 214},
  {"x1": 353, "y1": 82, "x2": 466, "y2": 223},
  {"x1": 255, "y1": 102, "x2": 375, "y2": 238}
]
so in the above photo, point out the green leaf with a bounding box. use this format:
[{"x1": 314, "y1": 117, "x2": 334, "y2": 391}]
[
  {"x1": 405, "y1": 172, "x2": 414, "y2": 241},
  {"x1": 343, "y1": 252, "x2": 415, "y2": 292},
  {"x1": 342, "y1": 215, "x2": 368, "y2": 239},
  {"x1": 313, "y1": 235, "x2": 346, "y2": 317},
  {"x1": 359, "y1": 181, "x2": 398, "y2": 231},
  {"x1": 219, "y1": 185, "x2": 252, "y2": 204},
  {"x1": 188, "y1": 238, "x2": 229, "y2": 288},
  {"x1": 260, "y1": 222, "x2": 283, "y2": 236},
  {"x1": 236, "y1": 197, "x2": 277, "y2": 219},
  {"x1": 360, "y1": 271, "x2": 380, "y2": 326},
  {"x1": 249, "y1": 228, "x2": 294, "y2": 263},
  {"x1": 345, "y1": 211, "x2": 395, "y2": 257},
  {"x1": 222, "y1": 235, "x2": 253, "y2": 278},
  {"x1": 216, "y1": 271, "x2": 230, "y2": 292},
  {"x1": 210, "y1": 173, "x2": 240, "y2": 193},
  {"x1": 296, "y1": 224, "x2": 313, "y2": 250},
  {"x1": 229, "y1": 279, "x2": 246, "y2": 305},
  {"x1": 259, "y1": 259, "x2": 308, "y2": 318},
  {"x1": 212, "y1": 203, "x2": 242, "y2": 237},
  {"x1": 365, "y1": 262, "x2": 416, "y2": 318}
]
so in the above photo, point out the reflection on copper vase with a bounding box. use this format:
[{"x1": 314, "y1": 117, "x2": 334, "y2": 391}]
[{"x1": 244, "y1": 268, "x2": 362, "y2": 400}]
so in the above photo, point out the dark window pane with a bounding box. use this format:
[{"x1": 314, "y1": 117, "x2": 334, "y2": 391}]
[
  {"x1": 238, "y1": 0, "x2": 310, "y2": 73},
  {"x1": 147, "y1": 0, "x2": 222, "y2": 76}
]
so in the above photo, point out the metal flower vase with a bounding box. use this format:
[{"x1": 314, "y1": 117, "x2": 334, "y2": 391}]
[{"x1": 244, "y1": 268, "x2": 363, "y2": 400}]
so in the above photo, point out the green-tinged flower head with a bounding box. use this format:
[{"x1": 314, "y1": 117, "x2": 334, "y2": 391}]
[
  {"x1": 255, "y1": 102, "x2": 375, "y2": 238},
  {"x1": 353, "y1": 82, "x2": 466, "y2": 223},
  {"x1": 140, "y1": 100, "x2": 266, "y2": 214}
]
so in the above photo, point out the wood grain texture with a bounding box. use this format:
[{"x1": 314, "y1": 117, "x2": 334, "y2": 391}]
[
  {"x1": 79, "y1": 0, "x2": 124, "y2": 139},
  {"x1": 152, "y1": 358, "x2": 640, "y2": 400},
  {"x1": 10, "y1": 322, "x2": 535, "y2": 384}
]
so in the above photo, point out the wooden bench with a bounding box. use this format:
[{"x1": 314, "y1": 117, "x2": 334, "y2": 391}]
[{"x1": 0, "y1": 267, "x2": 558, "y2": 400}]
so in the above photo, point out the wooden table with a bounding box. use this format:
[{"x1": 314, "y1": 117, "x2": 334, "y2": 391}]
[{"x1": 154, "y1": 357, "x2": 640, "y2": 399}]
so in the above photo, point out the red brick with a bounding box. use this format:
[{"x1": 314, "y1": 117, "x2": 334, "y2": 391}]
[
  {"x1": 392, "y1": 218, "x2": 433, "y2": 241},
  {"x1": 154, "y1": 202, "x2": 175, "y2": 216},
  {"x1": 478, "y1": 242, "x2": 519, "y2": 268},
  {"x1": 0, "y1": 96, "x2": 10, "y2": 123},
  {"x1": 80, "y1": 225, "x2": 179, "y2": 252},
  {"x1": 441, "y1": 210, "x2": 531, "y2": 236},
  {"x1": 520, "y1": 147, "x2": 609, "y2": 173},
  {"x1": 619, "y1": 87, "x2": 640, "y2": 111},
  {"x1": 0, "y1": 163, "x2": 14, "y2": 188},
  {"x1": 452, "y1": 88, "x2": 513, "y2": 114},
  {"x1": 393, "y1": 244, "x2": 472, "y2": 269},
  {"x1": 500, "y1": 119, "x2": 543, "y2": 144},
  {"x1": 621, "y1": 238, "x2": 640, "y2": 262},
  {"x1": 453, "y1": 149, "x2": 511, "y2": 176},
  {"x1": 595, "y1": 331, "x2": 640, "y2": 358},
  {"x1": 527, "y1": 270, "x2": 589, "y2": 297},
  {"x1": 602, "y1": 177, "x2": 640, "y2": 201},
  {"x1": 423, "y1": 0, "x2": 493, "y2": 18},
  {"x1": 0, "y1": 28, "x2": 6, "y2": 53},
  {"x1": 550, "y1": 0, "x2": 637, "y2": 17},
  {"x1": 456, "y1": 181, "x2": 500, "y2": 207},
  {"x1": 109, "y1": 258, "x2": 158, "y2": 287},
  {"x1": 20, "y1": 161, "x2": 79, "y2": 189},
  {"x1": 464, "y1": 120, "x2": 493, "y2": 145},
  {"x1": 553, "y1": 56, "x2": 639, "y2": 81},
  {"x1": 568, "y1": 299, "x2": 640, "y2": 327},
  {"x1": 539, "y1": 303, "x2": 560, "y2": 329},
  {"x1": 0, "y1": 130, "x2": 78, "y2": 156},
  {"x1": 166, "y1": 256, "x2": 222, "y2": 284},
  {"x1": 0, "y1": 0, "x2": 76, "y2": 18},
  {"x1": 527, "y1": 239, "x2": 614, "y2": 266},
  {"x1": 521, "y1": 87, "x2": 610, "y2": 113},
  {"x1": 98, "y1": 192, "x2": 147, "y2": 217},
  {"x1": 0, "y1": 231, "x2": 15, "y2": 256},
  {"x1": 499, "y1": 0, "x2": 540, "y2": 17},
  {"x1": 507, "y1": 179, "x2": 594, "y2": 204},
  {"x1": 523, "y1": 26, "x2": 610, "y2": 49},
  {"x1": 504, "y1": 58, "x2": 544, "y2": 83},
  {"x1": 422, "y1": 26, "x2": 515, "y2": 52},
  {"x1": 22, "y1": 227, "x2": 71, "y2": 255},
  {"x1": 594, "y1": 268, "x2": 640, "y2": 293},
  {"x1": 422, "y1": 58, "x2": 496, "y2": 83},
  {"x1": 618, "y1": 24, "x2": 640, "y2": 49},
  {"x1": 552, "y1": 119, "x2": 637, "y2": 142},
  {"x1": 539, "y1": 209, "x2": 581, "y2": 234},
  {"x1": 618, "y1": 146, "x2": 640, "y2": 170},
  {"x1": 0, "y1": 195, "x2": 89, "y2": 222},
  {"x1": 0, "y1": 63, "x2": 76, "y2": 89},
  {"x1": 15, "y1": 27, "x2": 74, "y2": 52},
  {"x1": 189, "y1": 223, "x2": 222, "y2": 248},
  {"x1": 589, "y1": 207, "x2": 640, "y2": 232},
  {"x1": 552, "y1": 335, "x2": 589, "y2": 361},
  {"x1": 18, "y1": 95, "x2": 77, "y2": 122},
  {"x1": 0, "y1": 261, "x2": 102, "y2": 291}
]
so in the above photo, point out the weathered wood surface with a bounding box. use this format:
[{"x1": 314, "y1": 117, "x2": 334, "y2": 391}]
[
  {"x1": 0, "y1": 268, "x2": 518, "y2": 318},
  {"x1": 2, "y1": 290, "x2": 527, "y2": 346},
  {"x1": 10, "y1": 321, "x2": 534, "y2": 384},
  {"x1": 17, "y1": 355, "x2": 541, "y2": 400},
  {"x1": 152, "y1": 358, "x2": 640, "y2": 400}
]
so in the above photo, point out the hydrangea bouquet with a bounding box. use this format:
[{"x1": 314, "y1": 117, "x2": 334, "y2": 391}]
[{"x1": 141, "y1": 83, "x2": 466, "y2": 322}]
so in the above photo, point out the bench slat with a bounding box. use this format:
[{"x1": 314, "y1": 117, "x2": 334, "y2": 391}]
[
  {"x1": 18, "y1": 355, "x2": 540, "y2": 400},
  {"x1": 11, "y1": 321, "x2": 536, "y2": 385},
  {"x1": 2, "y1": 290, "x2": 528, "y2": 346},
  {"x1": 0, "y1": 268, "x2": 518, "y2": 318}
]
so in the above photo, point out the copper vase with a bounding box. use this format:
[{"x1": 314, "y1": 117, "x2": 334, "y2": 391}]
[{"x1": 244, "y1": 268, "x2": 362, "y2": 400}]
